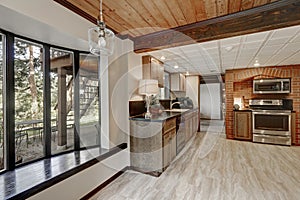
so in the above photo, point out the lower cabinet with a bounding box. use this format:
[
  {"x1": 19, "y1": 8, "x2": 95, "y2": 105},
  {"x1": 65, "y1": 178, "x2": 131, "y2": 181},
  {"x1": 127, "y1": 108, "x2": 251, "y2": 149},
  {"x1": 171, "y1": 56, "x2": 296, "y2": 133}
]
[
  {"x1": 234, "y1": 111, "x2": 252, "y2": 140},
  {"x1": 163, "y1": 118, "x2": 176, "y2": 169},
  {"x1": 130, "y1": 109, "x2": 199, "y2": 176},
  {"x1": 163, "y1": 128, "x2": 176, "y2": 169},
  {"x1": 292, "y1": 112, "x2": 296, "y2": 145}
]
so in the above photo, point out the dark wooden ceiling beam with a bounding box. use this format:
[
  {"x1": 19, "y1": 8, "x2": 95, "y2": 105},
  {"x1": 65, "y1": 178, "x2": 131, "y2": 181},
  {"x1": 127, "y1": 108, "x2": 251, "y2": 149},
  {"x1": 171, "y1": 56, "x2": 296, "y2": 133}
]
[{"x1": 134, "y1": 0, "x2": 300, "y2": 53}]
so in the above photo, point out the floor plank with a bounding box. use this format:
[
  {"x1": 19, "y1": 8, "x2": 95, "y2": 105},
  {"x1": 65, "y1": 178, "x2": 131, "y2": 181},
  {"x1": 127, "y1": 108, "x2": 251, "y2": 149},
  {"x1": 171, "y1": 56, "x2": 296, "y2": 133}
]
[{"x1": 91, "y1": 120, "x2": 300, "y2": 200}]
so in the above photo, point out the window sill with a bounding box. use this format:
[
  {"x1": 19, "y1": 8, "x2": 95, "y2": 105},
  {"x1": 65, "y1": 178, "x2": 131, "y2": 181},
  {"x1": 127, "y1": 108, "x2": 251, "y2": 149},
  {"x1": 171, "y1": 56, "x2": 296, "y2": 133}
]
[{"x1": 0, "y1": 143, "x2": 127, "y2": 200}]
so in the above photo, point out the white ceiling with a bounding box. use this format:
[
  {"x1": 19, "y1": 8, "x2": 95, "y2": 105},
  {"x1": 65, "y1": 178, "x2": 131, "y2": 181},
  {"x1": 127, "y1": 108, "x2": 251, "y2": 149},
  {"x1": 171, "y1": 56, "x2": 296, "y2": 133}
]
[{"x1": 146, "y1": 25, "x2": 300, "y2": 75}]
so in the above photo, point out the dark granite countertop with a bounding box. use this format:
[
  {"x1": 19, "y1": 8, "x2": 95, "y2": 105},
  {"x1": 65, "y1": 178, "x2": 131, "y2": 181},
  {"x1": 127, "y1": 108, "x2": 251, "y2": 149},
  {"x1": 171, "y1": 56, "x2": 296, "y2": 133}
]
[
  {"x1": 233, "y1": 109, "x2": 252, "y2": 112},
  {"x1": 130, "y1": 111, "x2": 181, "y2": 122},
  {"x1": 129, "y1": 108, "x2": 199, "y2": 122}
]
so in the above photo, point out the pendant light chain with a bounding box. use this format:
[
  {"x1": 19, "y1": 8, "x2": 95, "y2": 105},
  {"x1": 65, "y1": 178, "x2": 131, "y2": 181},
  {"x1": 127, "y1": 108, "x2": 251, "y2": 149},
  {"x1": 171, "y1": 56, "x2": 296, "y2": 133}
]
[
  {"x1": 99, "y1": 0, "x2": 103, "y2": 22},
  {"x1": 88, "y1": 0, "x2": 115, "y2": 56}
]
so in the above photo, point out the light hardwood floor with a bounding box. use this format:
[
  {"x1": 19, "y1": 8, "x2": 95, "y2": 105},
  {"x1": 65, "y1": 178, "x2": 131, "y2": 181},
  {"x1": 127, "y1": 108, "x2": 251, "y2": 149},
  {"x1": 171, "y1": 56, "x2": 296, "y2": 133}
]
[{"x1": 91, "y1": 121, "x2": 300, "y2": 200}]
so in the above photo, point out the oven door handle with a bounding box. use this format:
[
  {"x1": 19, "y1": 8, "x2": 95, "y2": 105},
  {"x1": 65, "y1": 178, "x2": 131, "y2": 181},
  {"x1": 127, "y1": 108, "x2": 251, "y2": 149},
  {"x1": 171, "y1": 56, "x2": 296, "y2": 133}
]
[
  {"x1": 252, "y1": 111, "x2": 291, "y2": 115},
  {"x1": 258, "y1": 134, "x2": 290, "y2": 139}
]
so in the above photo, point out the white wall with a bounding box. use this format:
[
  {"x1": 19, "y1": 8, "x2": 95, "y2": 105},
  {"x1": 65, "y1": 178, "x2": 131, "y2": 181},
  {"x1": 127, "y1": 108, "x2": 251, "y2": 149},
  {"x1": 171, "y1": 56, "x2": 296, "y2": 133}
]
[
  {"x1": 0, "y1": 0, "x2": 91, "y2": 50},
  {"x1": 200, "y1": 83, "x2": 221, "y2": 119}
]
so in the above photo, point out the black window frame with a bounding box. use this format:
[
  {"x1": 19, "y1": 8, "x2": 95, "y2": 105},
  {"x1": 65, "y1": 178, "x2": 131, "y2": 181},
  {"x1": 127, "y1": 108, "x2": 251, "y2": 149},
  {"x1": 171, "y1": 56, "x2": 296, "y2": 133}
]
[{"x1": 0, "y1": 28, "x2": 101, "y2": 172}]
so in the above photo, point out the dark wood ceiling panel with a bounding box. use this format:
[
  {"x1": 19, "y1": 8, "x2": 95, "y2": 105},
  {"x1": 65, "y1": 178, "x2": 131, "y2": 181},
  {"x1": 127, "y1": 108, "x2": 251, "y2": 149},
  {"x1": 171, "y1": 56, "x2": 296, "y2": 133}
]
[
  {"x1": 191, "y1": 0, "x2": 207, "y2": 21},
  {"x1": 253, "y1": 0, "x2": 271, "y2": 7},
  {"x1": 102, "y1": 4, "x2": 142, "y2": 36},
  {"x1": 164, "y1": 0, "x2": 188, "y2": 26},
  {"x1": 216, "y1": 0, "x2": 229, "y2": 16},
  {"x1": 241, "y1": 0, "x2": 254, "y2": 10},
  {"x1": 228, "y1": 0, "x2": 242, "y2": 14},
  {"x1": 55, "y1": 0, "x2": 282, "y2": 39},
  {"x1": 204, "y1": 0, "x2": 218, "y2": 18},
  {"x1": 152, "y1": 0, "x2": 179, "y2": 28},
  {"x1": 176, "y1": 0, "x2": 197, "y2": 24},
  {"x1": 104, "y1": 0, "x2": 155, "y2": 35},
  {"x1": 140, "y1": 0, "x2": 170, "y2": 28},
  {"x1": 134, "y1": 0, "x2": 300, "y2": 52},
  {"x1": 125, "y1": 0, "x2": 162, "y2": 32}
]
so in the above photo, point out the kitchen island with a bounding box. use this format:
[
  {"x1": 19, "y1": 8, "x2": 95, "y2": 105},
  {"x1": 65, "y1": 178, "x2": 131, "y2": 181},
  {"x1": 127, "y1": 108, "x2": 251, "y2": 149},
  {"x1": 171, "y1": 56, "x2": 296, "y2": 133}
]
[{"x1": 129, "y1": 109, "x2": 198, "y2": 176}]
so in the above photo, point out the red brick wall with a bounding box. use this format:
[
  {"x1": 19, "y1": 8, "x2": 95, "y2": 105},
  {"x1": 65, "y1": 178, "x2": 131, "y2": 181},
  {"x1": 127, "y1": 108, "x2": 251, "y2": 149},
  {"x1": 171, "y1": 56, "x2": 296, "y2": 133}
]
[{"x1": 225, "y1": 65, "x2": 300, "y2": 145}]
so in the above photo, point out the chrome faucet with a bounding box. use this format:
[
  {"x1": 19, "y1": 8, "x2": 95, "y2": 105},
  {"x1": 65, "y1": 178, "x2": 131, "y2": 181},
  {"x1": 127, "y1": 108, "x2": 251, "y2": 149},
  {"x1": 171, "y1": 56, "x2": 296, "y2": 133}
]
[{"x1": 170, "y1": 102, "x2": 181, "y2": 109}]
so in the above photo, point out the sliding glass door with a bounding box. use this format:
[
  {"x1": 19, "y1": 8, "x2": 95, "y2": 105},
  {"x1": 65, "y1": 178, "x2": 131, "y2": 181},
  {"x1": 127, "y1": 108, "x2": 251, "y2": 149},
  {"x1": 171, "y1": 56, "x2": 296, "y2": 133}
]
[
  {"x1": 50, "y1": 48, "x2": 74, "y2": 155},
  {"x1": 0, "y1": 34, "x2": 4, "y2": 170},
  {"x1": 14, "y1": 38, "x2": 44, "y2": 165}
]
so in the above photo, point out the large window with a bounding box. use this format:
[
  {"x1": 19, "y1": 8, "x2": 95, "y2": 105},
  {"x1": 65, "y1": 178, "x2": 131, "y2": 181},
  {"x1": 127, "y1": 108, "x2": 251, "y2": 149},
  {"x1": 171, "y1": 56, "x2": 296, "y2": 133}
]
[
  {"x1": 50, "y1": 48, "x2": 74, "y2": 154},
  {"x1": 0, "y1": 30, "x2": 101, "y2": 171},
  {"x1": 0, "y1": 34, "x2": 4, "y2": 170},
  {"x1": 14, "y1": 38, "x2": 44, "y2": 165},
  {"x1": 79, "y1": 54, "x2": 99, "y2": 147}
]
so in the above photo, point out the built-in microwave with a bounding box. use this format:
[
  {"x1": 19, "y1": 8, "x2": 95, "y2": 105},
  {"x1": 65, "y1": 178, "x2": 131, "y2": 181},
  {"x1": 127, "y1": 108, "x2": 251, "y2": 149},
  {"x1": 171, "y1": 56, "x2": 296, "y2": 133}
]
[{"x1": 253, "y1": 78, "x2": 290, "y2": 94}]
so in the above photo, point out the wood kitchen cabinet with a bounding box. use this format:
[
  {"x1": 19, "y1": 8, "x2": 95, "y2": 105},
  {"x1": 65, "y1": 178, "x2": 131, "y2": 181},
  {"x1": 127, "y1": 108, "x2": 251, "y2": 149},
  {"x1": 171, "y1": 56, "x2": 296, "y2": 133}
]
[
  {"x1": 234, "y1": 111, "x2": 252, "y2": 140},
  {"x1": 142, "y1": 55, "x2": 164, "y2": 87},
  {"x1": 170, "y1": 73, "x2": 186, "y2": 91},
  {"x1": 292, "y1": 112, "x2": 296, "y2": 145},
  {"x1": 163, "y1": 118, "x2": 176, "y2": 169},
  {"x1": 130, "y1": 109, "x2": 198, "y2": 176}
]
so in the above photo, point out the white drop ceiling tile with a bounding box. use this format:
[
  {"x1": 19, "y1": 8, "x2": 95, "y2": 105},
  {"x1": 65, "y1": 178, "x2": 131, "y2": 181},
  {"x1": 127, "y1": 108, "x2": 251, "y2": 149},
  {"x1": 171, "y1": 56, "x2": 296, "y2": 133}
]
[
  {"x1": 220, "y1": 36, "x2": 242, "y2": 46},
  {"x1": 245, "y1": 32, "x2": 269, "y2": 42},
  {"x1": 221, "y1": 49, "x2": 238, "y2": 55},
  {"x1": 282, "y1": 42, "x2": 300, "y2": 52},
  {"x1": 271, "y1": 25, "x2": 300, "y2": 39},
  {"x1": 290, "y1": 34, "x2": 300, "y2": 43},
  {"x1": 200, "y1": 41, "x2": 218, "y2": 49},
  {"x1": 280, "y1": 52, "x2": 300, "y2": 64},
  {"x1": 203, "y1": 49, "x2": 219, "y2": 55},
  {"x1": 222, "y1": 55, "x2": 236, "y2": 60},
  {"x1": 242, "y1": 43, "x2": 262, "y2": 50},
  {"x1": 186, "y1": 54, "x2": 206, "y2": 60},
  {"x1": 268, "y1": 54, "x2": 290, "y2": 63},
  {"x1": 265, "y1": 38, "x2": 290, "y2": 46},
  {"x1": 259, "y1": 45, "x2": 282, "y2": 53},
  {"x1": 239, "y1": 51, "x2": 257, "y2": 57}
]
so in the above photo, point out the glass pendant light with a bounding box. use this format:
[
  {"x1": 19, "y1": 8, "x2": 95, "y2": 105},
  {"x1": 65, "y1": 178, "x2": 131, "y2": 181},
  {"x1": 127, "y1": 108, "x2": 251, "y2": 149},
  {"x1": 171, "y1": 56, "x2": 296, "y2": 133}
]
[{"x1": 88, "y1": 0, "x2": 115, "y2": 56}]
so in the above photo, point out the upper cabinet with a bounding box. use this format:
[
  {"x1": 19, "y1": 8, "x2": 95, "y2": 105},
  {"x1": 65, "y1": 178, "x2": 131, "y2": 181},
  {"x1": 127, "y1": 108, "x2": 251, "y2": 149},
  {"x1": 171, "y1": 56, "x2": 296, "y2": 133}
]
[
  {"x1": 170, "y1": 73, "x2": 186, "y2": 91},
  {"x1": 142, "y1": 55, "x2": 164, "y2": 88}
]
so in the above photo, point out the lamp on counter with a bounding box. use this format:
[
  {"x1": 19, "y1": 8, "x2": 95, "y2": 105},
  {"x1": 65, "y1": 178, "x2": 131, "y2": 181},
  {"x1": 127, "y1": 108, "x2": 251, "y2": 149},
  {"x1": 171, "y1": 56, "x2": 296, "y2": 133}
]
[{"x1": 138, "y1": 79, "x2": 159, "y2": 119}]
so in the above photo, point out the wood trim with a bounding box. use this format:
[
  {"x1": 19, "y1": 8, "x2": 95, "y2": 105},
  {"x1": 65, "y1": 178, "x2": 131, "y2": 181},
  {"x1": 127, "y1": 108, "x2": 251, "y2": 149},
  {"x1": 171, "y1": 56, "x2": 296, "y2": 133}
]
[
  {"x1": 134, "y1": 0, "x2": 300, "y2": 53},
  {"x1": 5, "y1": 32, "x2": 16, "y2": 170},
  {"x1": 53, "y1": 0, "x2": 130, "y2": 40},
  {"x1": 53, "y1": 0, "x2": 97, "y2": 24},
  {"x1": 80, "y1": 166, "x2": 130, "y2": 200}
]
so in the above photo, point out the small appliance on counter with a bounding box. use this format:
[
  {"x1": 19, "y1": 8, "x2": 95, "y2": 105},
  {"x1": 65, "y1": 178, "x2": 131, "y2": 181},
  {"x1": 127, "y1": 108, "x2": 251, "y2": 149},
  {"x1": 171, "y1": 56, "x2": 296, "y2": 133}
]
[{"x1": 249, "y1": 99, "x2": 293, "y2": 146}]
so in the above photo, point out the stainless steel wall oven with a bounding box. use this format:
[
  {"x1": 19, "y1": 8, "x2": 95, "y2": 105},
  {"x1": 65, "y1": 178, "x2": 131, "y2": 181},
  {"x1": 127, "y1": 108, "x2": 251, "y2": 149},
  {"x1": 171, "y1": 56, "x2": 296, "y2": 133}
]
[{"x1": 249, "y1": 99, "x2": 293, "y2": 146}]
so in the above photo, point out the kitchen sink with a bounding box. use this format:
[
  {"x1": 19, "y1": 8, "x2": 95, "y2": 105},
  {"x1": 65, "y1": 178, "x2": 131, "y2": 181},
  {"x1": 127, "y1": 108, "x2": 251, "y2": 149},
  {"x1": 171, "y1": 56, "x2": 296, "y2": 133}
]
[{"x1": 164, "y1": 109, "x2": 190, "y2": 112}]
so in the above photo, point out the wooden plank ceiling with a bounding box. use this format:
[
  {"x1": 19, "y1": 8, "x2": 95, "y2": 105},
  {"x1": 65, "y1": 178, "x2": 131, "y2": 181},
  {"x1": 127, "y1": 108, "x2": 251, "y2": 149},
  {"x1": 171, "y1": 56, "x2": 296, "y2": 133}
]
[
  {"x1": 56, "y1": 0, "x2": 279, "y2": 37},
  {"x1": 54, "y1": 0, "x2": 300, "y2": 52}
]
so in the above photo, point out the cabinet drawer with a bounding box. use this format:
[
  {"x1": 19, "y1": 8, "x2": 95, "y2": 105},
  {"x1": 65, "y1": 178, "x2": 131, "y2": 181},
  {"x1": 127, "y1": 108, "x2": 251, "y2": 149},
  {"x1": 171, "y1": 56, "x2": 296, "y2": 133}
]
[{"x1": 164, "y1": 118, "x2": 176, "y2": 133}]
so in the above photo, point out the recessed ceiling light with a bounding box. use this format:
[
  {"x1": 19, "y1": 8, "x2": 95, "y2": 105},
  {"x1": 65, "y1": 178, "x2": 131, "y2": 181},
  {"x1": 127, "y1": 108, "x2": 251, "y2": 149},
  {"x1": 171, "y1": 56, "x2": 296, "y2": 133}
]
[
  {"x1": 225, "y1": 46, "x2": 234, "y2": 52},
  {"x1": 254, "y1": 60, "x2": 260, "y2": 67},
  {"x1": 160, "y1": 56, "x2": 166, "y2": 60},
  {"x1": 174, "y1": 65, "x2": 179, "y2": 69}
]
